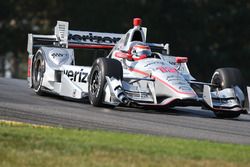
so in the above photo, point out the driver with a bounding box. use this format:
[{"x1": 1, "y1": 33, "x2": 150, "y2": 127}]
[{"x1": 131, "y1": 43, "x2": 152, "y2": 61}]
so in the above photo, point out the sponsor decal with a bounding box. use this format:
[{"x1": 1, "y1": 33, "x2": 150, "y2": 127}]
[
  {"x1": 178, "y1": 86, "x2": 192, "y2": 91},
  {"x1": 174, "y1": 81, "x2": 188, "y2": 85},
  {"x1": 27, "y1": 58, "x2": 31, "y2": 77},
  {"x1": 73, "y1": 89, "x2": 76, "y2": 97},
  {"x1": 68, "y1": 33, "x2": 121, "y2": 45},
  {"x1": 64, "y1": 69, "x2": 88, "y2": 83},
  {"x1": 144, "y1": 61, "x2": 164, "y2": 68},
  {"x1": 168, "y1": 61, "x2": 176, "y2": 66},
  {"x1": 166, "y1": 75, "x2": 184, "y2": 81},
  {"x1": 157, "y1": 66, "x2": 177, "y2": 73},
  {"x1": 51, "y1": 53, "x2": 66, "y2": 59}
]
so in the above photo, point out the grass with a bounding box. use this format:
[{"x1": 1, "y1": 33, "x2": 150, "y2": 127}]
[{"x1": 0, "y1": 120, "x2": 250, "y2": 167}]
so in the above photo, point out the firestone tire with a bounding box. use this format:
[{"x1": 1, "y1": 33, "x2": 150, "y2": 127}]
[
  {"x1": 211, "y1": 68, "x2": 244, "y2": 90},
  {"x1": 213, "y1": 111, "x2": 241, "y2": 119},
  {"x1": 88, "y1": 58, "x2": 123, "y2": 107},
  {"x1": 211, "y1": 68, "x2": 244, "y2": 118},
  {"x1": 32, "y1": 52, "x2": 45, "y2": 96}
]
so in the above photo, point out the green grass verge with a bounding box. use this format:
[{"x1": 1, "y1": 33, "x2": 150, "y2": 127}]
[{"x1": 0, "y1": 121, "x2": 250, "y2": 167}]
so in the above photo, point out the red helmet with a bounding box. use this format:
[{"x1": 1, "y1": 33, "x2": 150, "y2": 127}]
[{"x1": 131, "y1": 44, "x2": 151, "y2": 61}]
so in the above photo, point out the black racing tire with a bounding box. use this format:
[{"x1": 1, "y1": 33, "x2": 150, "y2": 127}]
[
  {"x1": 211, "y1": 68, "x2": 244, "y2": 118},
  {"x1": 88, "y1": 58, "x2": 123, "y2": 107},
  {"x1": 32, "y1": 52, "x2": 45, "y2": 96},
  {"x1": 211, "y1": 68, "x2": 244, "y2": 90},
  {"x1": 213, "y1": 111, "x2": 241, "y2": 119}
]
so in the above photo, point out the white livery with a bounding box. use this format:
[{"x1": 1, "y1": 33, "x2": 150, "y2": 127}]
[{"x1": 27, "y1": 18, "x2": 249, "y2": 118}]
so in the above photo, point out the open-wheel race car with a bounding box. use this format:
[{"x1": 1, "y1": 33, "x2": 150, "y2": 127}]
[{"x1": 27, "y1": 18, "x2": 250, "y2": 118}]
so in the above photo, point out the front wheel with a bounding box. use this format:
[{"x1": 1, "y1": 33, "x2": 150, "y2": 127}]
[
  {"x1": 213, "y1": 111, "x2": 241, "y2": 119},
  {"x1": 211, "y1": 67, "x2": 244, "y2": 118},
  {"x1": 88, "y1": 58, "x2": 123, "y2": 107},
  {"x1": 211, "y1": 68, "x2": 244, "y2": 90}
]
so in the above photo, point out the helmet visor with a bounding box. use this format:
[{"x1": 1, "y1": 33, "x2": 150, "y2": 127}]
[{"x1": 136, "y1": 49, "x2": 151, "y2": 57}]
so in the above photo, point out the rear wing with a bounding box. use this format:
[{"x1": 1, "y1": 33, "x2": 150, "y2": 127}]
[
  {"x1": 27, "y1": 20, "x2": 169, "y2": 55},
  {"x1": 27, "y1": 21, "x2": 124, "y2": 55}
]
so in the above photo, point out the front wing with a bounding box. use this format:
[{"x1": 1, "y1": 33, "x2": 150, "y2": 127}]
[{"x1": 103, "y1": 76, "x2": 249, "y2": 114}]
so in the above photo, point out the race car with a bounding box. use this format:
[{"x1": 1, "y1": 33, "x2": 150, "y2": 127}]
[{"x1": 27, "y1": 18, "x2": 249, "y2": 118}]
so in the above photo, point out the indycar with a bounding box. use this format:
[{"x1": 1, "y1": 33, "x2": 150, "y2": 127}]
[{"x1": 27, "y1": 18, "x2": 249, "y2": 118}]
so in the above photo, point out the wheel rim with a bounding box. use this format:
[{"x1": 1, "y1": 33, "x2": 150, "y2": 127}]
[
  {"x1": 90, "y1": 70, "x2": 101, "y2": 95},
  {"x1": 212, "y1": 73, "x2": 223, "y2": 90}
]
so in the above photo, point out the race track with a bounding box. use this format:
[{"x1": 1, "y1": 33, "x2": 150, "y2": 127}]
[{"x1": 0, "y1": 77, "x2": 250, "y2": 144}]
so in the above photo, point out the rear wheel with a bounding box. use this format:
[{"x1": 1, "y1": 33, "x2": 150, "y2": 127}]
[
  {"x1": 211, "y1": 68, "x2": 244, "y2": 118},
  {"x1": 88, "y1": 58, "x2": 123, "y2": 107},
  {"x1": 32, "y1": 52, "x2": 45, "y2": 95}
]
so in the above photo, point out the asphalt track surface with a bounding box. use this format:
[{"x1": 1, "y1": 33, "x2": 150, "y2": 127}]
[{"x1": 0, "y1": 77, "x2": 250, "y2": 144}]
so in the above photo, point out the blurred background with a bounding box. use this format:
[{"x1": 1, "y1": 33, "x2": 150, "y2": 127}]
[{"x1": 0, "y1": 0, "x2": 249, "y2": 83}]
